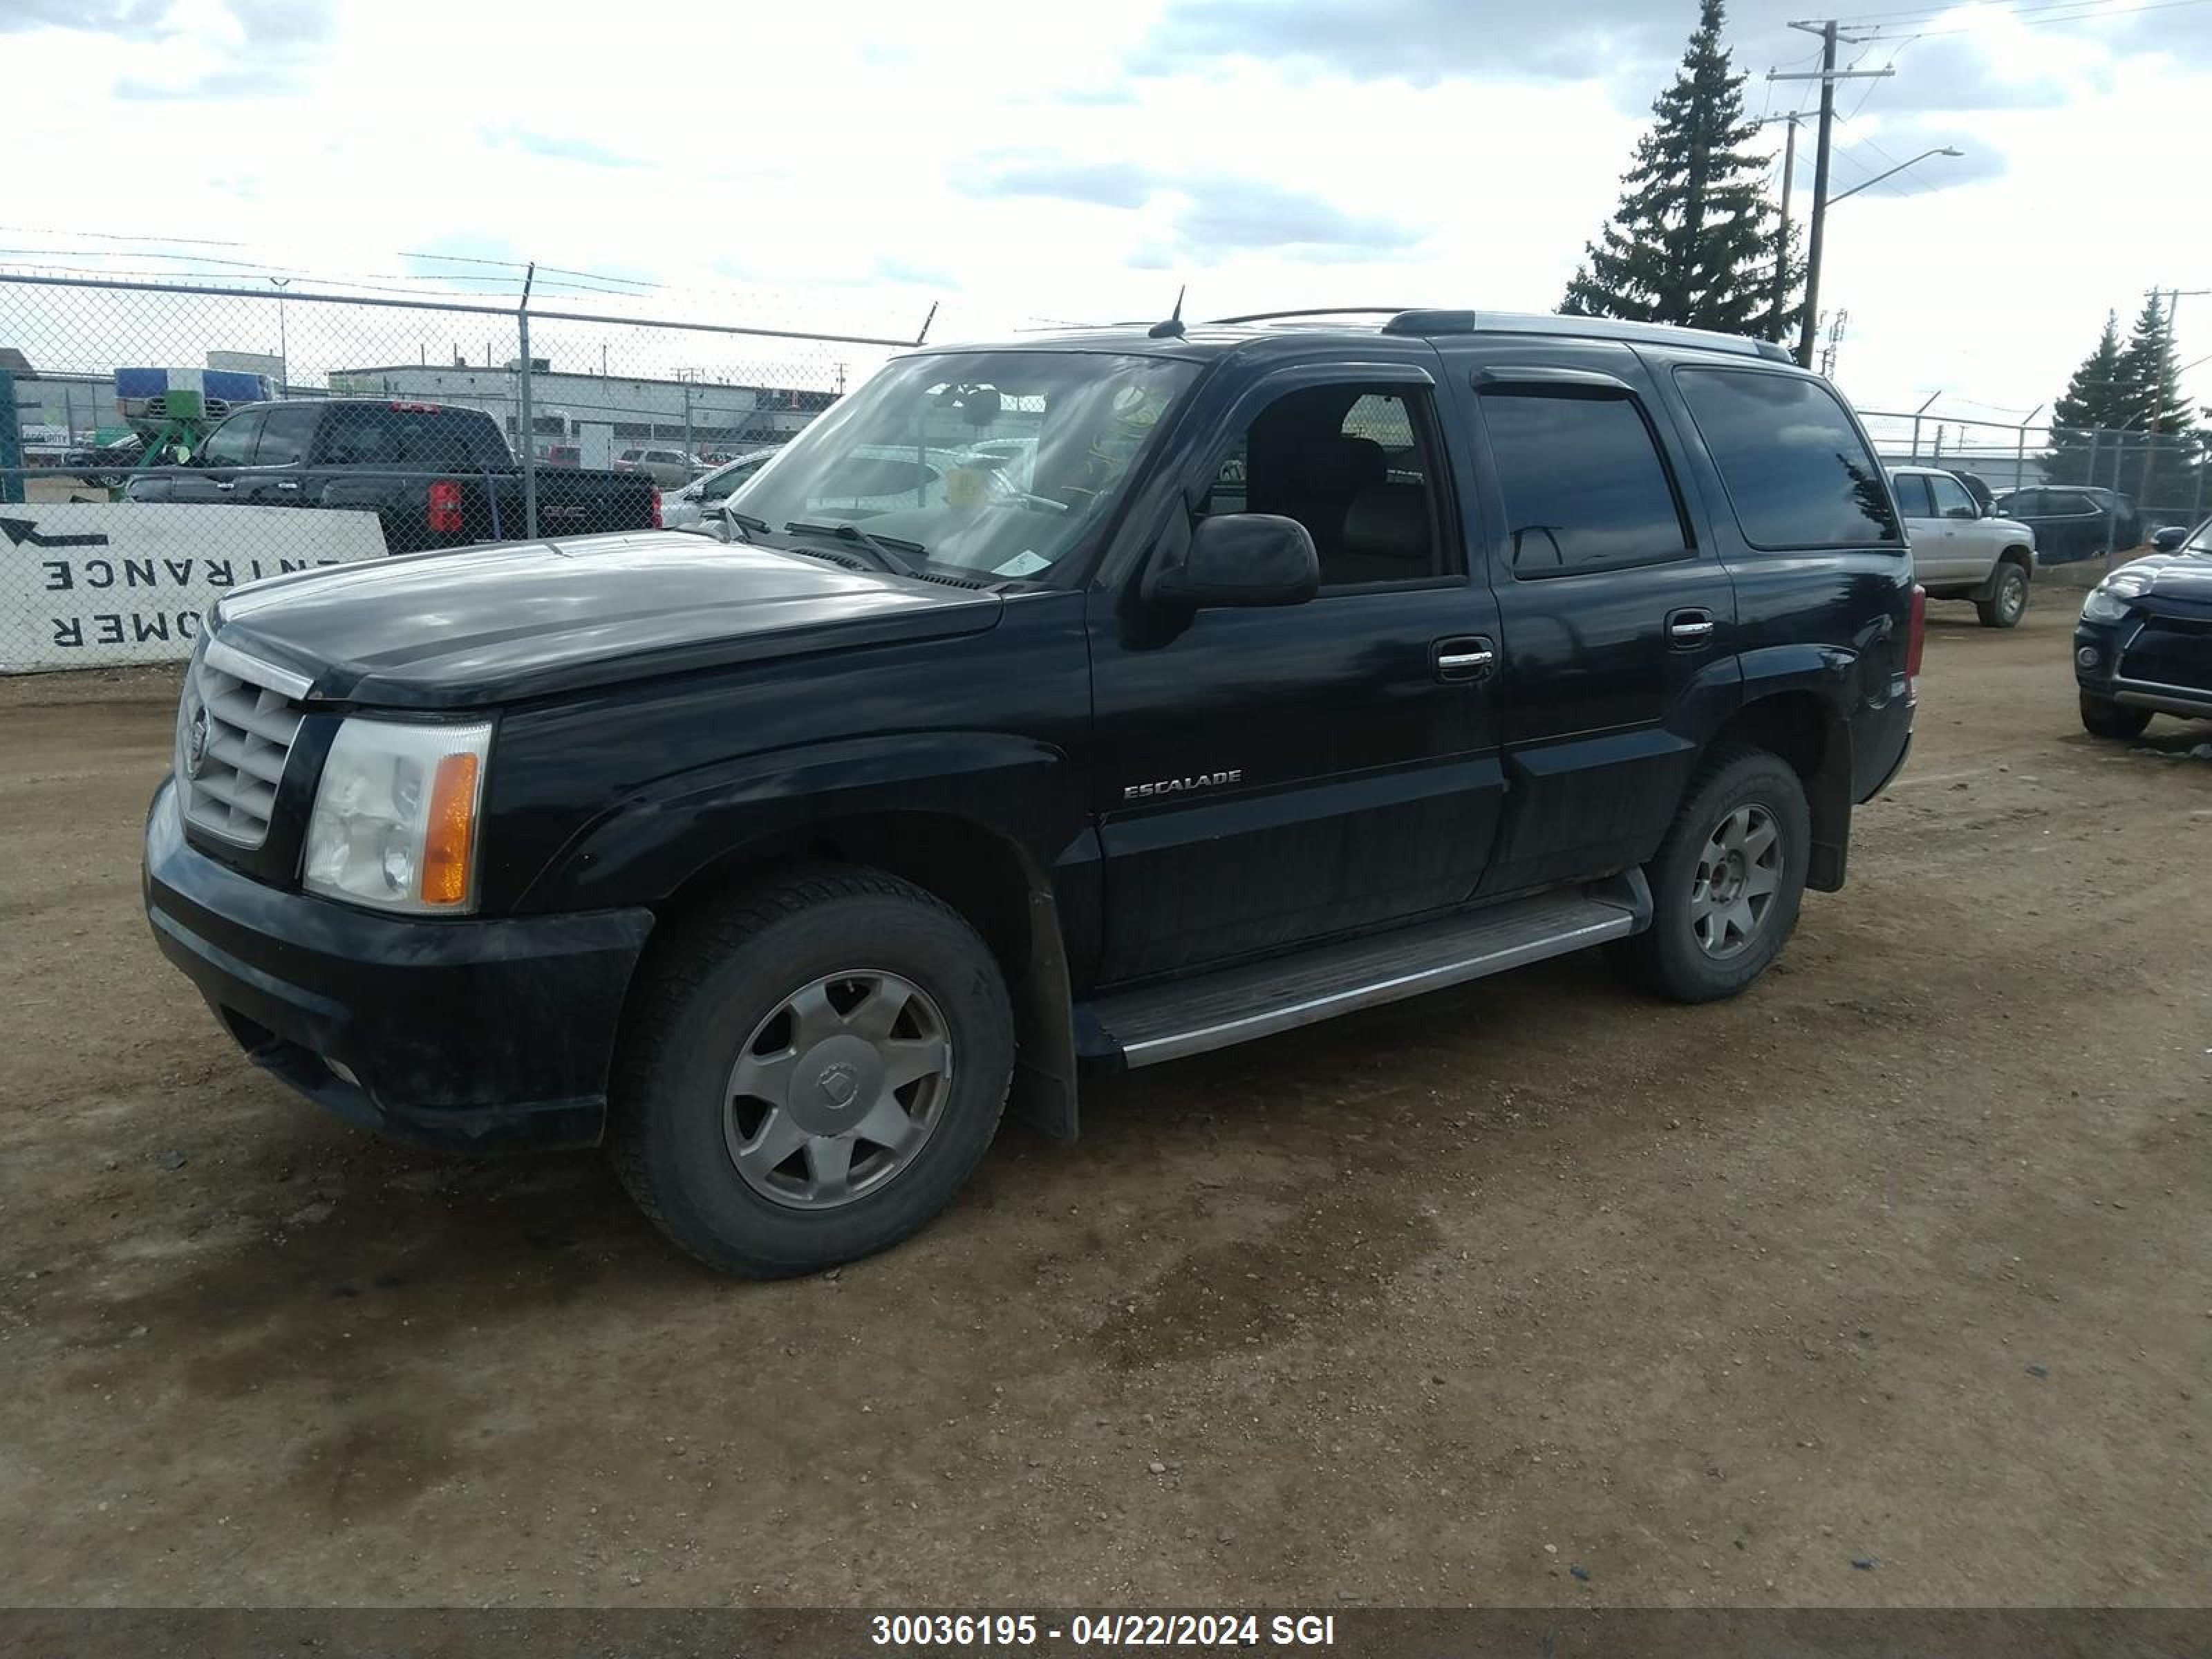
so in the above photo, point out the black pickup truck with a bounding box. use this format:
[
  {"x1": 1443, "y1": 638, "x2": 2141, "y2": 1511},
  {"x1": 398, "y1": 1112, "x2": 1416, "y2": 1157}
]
[
  {"x1": 142, "y1": 308, "x2": 1920, "y2": 1276},
  {"x1": 122, "y1": 397, "x2": 660, "y2": 552}
]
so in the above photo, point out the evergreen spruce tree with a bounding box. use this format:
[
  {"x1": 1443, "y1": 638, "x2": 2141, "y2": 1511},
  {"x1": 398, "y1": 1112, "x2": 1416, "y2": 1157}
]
[
  {"x1": 2046, "y1": 311, "x2": 2125, "y2": 486},
  {"x1": 1561, "y1": 0, "x2": 1796, "y2": 339},
  {"x1": 2114, "y1": 290, "x2": 2198, "y2": 509},
  {"x1": 2050, "y1": 296, "x2": 2206, "y2": 506}
]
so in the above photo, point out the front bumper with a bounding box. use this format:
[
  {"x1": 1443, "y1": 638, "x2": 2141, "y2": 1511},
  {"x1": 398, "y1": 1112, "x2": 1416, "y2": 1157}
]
[
  {"x1": 2075, "y1": 618, "x2": 2212, "y2": 720},
  {"x1": 143, "y1": 777, "x2": 654, "y2": 1152}
]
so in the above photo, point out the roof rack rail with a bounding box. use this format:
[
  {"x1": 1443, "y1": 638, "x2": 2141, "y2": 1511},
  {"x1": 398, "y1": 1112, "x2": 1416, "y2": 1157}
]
[
  {"x1": 1382, "y1": 308, "x2": 1794, "y2": 362},
  {"x1": 1203, "y1": 306, "x2": 1411, "y2": 326}
]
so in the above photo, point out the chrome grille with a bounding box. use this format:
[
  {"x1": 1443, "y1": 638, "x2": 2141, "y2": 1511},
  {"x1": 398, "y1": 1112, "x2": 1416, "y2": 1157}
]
[{"x1": 176, "y1": 642, "x2": 308, "y2": 847}]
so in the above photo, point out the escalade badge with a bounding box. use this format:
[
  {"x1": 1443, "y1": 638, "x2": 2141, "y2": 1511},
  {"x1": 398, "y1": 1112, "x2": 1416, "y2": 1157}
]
[
  {"x1": 185, "y1": 706, "x2": 210, "y2": 779},
  {"x1": 1123, "y1": 769, "x2": 1241, "y2": 801}
]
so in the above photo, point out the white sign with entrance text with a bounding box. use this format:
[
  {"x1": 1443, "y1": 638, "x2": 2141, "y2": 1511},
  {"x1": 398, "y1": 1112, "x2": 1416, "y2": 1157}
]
[{"x1": 0, "y1": 503, "x2": 388, "y2": 673}]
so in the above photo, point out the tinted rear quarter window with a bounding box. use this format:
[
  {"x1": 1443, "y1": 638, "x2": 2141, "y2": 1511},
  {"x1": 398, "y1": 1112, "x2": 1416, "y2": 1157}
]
[
  {"x1": 1676, "y1": 368, "x2": 1900, "y2": 547},
  {"x1": 1891, "y1": 474, "x2": 1934, "y2": 518}
]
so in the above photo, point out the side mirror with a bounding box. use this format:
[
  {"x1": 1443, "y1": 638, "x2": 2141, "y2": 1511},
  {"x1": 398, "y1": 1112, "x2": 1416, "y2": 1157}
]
[
  {"x1": 1147, "y1": 513, "x2": 1319, "y2": 608},
  {"x1": 2150, "y1": 525, "x2": 2188, "y2": 553}
]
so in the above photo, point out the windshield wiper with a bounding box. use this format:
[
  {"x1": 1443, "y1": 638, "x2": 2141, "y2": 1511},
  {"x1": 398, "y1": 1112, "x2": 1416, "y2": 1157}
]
[
  {"x1": 783, "y1": 520, "x2": 928, "y2": 577},
  {"x1": 718, "y1": 507, "x2": 771, "y2": 542}
]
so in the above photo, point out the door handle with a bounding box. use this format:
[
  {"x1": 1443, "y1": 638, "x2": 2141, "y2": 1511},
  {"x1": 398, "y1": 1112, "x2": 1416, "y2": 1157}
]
[
  {"x1": 212, "y1": 480, "x2": 236, "y2": 492},
  {"x1": 272, "y1": 480, "x2": 301, "y2": 492},
  {"x1": 1667, "y1": 610, "x2": 1716, "y2": 648},
  {"x1": 1434, "y1": 636, "x2": 1496, "y2": 682}
]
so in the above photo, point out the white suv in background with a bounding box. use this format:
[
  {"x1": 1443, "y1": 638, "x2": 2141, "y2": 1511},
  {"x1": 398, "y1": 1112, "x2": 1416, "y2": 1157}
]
[
  {"x1": 615, "y1": 446, "x2": 700, "y2": 488},
  {"x1": 1891, "y1": 466, "x2": 2038, "y2": 629}
]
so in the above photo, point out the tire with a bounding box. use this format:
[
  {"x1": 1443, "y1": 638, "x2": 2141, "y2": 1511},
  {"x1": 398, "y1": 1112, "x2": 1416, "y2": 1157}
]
[
  {"x1": 1976, "y1": 562, "x2": 2030, "y2": 629},
  {"x1": 609, "y1": 865, "x2": 1014, "y2": 1277},
  {"x1": 1612, "y1": 747, "x2": 1812, "y2": 1004},
  {"x1": 2079, "y1": 694, "x2": 2152, "y2": 740}
]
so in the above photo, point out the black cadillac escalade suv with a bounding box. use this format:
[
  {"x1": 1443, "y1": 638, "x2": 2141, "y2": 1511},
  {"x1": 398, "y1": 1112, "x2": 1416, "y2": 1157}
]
[{"x1": 143, "y1": 308, "x2": 1920, "y2": 1276}]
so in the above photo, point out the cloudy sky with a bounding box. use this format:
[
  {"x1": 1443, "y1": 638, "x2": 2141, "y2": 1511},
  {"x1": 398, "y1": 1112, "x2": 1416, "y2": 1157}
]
[{"x1": 6, "y1": 0, "x2": 2210, "y2": 427}]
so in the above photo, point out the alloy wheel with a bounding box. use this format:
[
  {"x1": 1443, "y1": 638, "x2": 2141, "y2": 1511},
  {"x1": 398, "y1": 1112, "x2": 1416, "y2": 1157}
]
[
  {"x1": 723, "y1": 971, "x2": 953, "y2": 1210},
  {"x1": 1689, "y1": 804, "x2": 1783, "y2": 959}
]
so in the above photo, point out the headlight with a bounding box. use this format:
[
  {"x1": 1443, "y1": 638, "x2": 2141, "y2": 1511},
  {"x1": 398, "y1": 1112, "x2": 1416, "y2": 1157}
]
[
  {"x1": 304, "y1": 718, "x2": 491, "y2": 914},
  {"x1": 2081, "y1": 571, "x2": 2149, "y2": 624}
]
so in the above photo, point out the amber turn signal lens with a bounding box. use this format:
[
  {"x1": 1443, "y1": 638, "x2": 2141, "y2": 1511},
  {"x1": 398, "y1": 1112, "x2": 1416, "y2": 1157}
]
[{"x1": 420, "y1": 751, "x2": 480, "y2": 907}]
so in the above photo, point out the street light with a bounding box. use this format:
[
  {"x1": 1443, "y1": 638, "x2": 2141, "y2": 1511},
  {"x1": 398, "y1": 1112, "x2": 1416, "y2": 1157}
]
[{"x1": 1828, "y1": 147, "x2": 1962, "y2": 207}]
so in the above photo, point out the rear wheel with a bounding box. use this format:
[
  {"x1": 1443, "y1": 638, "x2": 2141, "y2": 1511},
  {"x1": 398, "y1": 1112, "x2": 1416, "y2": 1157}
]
[
  {"x1": 1613, "y1": 747, "x2": 1811, "y2": 1004},
  {"x1": 1976, "y1": 561, "x2": 2030, "y2": 628},
  {"x1": 2079, "y1": 694, "x2": 2152, "y2": 740},
  {"x1": 610, "y1": 865, "x2": 1014, "y2": 1277}
]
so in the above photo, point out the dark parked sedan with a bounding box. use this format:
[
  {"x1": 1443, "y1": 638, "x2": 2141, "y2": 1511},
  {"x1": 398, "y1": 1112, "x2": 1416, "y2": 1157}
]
[
  {"x1": 2074, "y1": 516, "x2": 2212, "y2": 738},
  {"x1": 1994, "y1": 486, "x2": 2142, "y2": 565}
]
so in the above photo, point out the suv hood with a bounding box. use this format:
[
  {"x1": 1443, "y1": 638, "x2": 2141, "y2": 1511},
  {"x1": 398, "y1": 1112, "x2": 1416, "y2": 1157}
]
[
  {"x1": 210, "y1": 530, "x2": 1002, "y2": 708},
  {"x1": 2115, "y1": 550, "x2": 2212, "y2": 605}
]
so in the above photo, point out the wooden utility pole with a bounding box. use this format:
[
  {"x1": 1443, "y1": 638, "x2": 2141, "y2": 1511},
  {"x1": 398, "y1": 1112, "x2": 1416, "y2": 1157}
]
[
  {"x1": 1769, "y1": 21, "x2": 1892, "y2": 371},
  {"x1": 1770, "y1": 113, "x2": 1799, "y2": 335},
  {"x1": 1797, "y1": 22, "x2": 1837, "y2": 370}
]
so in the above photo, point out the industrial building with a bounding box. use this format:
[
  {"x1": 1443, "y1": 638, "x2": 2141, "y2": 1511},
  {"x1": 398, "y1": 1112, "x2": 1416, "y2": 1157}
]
[{"x1": 324, "y1": 360, "x2": 838, "y2": 462}]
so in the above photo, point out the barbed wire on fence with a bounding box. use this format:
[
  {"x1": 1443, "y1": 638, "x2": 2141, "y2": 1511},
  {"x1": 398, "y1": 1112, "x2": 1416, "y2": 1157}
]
[{"x1": 1859, "y1": 405, "x2": 2211, "y2": 528}]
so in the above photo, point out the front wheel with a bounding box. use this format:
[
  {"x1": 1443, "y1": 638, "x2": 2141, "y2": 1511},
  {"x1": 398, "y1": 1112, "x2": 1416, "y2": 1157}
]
[
  {"x1": 610, "y1": 865, "x2": 1015, "y2": 1277},
  {"x1": 1613, "y1": 747, "x2": 1811, "y2": 1004},
  {"x1": 2079, "y1": 693, "x2": 2153, "y2": 740},
  {"x1": 1976, "y1": 562, "x2": 2030, "y2": 628}
]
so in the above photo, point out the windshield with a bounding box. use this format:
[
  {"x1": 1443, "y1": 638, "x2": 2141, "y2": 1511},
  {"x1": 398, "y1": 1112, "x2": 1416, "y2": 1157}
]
[
  {"x1": 2186, "y1": 519, "x2": 2212, "y2": 554},
  {"x1": 729, "y1": 350, "x2": 1198, "y2": 584}
]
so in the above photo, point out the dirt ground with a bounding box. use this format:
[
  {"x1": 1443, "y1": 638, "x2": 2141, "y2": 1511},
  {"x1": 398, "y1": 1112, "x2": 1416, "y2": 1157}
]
[{"x1": 1, "y1": 596, "x2": 2206, "y2": 1611}]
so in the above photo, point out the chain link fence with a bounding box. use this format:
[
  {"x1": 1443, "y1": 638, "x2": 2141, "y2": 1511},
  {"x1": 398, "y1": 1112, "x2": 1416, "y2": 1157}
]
[
  {"x1": 0, "y1": 272, "x2": 926, "y2": 671},
  {"x1": 10, "y1": 272, "x2": 2209, "y2": 672},
  {"x1": 1860, "y1": 406, "x2": 2210, "y2": 561}
]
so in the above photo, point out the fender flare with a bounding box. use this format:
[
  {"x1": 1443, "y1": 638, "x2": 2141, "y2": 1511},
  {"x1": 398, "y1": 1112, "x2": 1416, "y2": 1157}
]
[
  {"x1": 523, "y1": 730, "x2": 1089, "y2": 1144},
  {"x1": 1725, "y1": 645, "x2": 1864, "y2": 892}
]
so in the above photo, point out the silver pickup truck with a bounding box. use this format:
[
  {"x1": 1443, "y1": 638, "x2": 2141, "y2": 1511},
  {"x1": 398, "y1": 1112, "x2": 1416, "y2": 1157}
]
[{"x1": 1891, "y1": 465, "x2": 2038, "y2": 628}]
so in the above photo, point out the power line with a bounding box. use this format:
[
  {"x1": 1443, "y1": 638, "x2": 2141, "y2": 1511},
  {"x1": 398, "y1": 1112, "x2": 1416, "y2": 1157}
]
[
  {"x1": 0, "y1": 225, "x2": 254, "y2": 248},
  {"x1": 1841, "y1": 34, "x2": 1921, "y2": 119},
  {"x1": 0, "y1": 244, "x2": 314, "y2": 277},
  {"x1": 1846, "y1": 0, "x2": 2212, "y2": 39},
  {"x1": 1829, "y1": 0, "x2": 2208, "y2": 30},
  {"x1": 0, "y1": 242, "x2": 653, "y2": 301}
]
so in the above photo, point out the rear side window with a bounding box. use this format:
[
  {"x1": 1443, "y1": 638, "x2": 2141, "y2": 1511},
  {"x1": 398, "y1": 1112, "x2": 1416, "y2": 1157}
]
[
  {"x1": 1676, "y1": 369, "x2": 1900, "y2": 547},
  {"x1": 317, "y1": 406, "x2": 509, "y2": 470},
  {"x1": 1892, "y1": 474, "x2": 1934, "y2": 518},
  {"x1": 1479, "y1": 389, "x2": 1690, "y2": 575}
]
